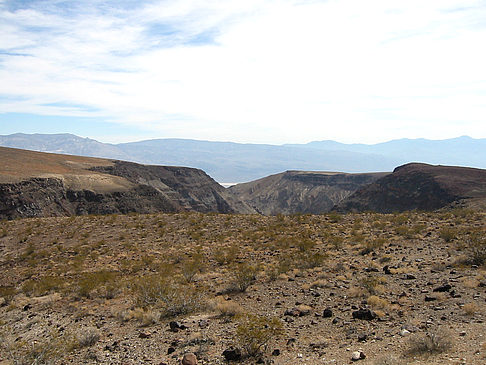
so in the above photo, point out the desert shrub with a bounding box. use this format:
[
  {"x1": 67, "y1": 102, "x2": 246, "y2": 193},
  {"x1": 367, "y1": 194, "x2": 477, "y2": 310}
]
[
  {"x1": 296, "y1": 238, "x2": 315, "y2": 252},
  {"x1": 359, "y1": 275, "x2": 386, "y2": 295},
  {"x1": 405, "y1": 328, "x2": 453, "y2": 356},
  {"x1": 360, "y1": 238, "x2": 386, "y2": 255},
  {"x1": 0, "y1": 286, "x2": 16, "y2": 304},
  {"x1": 327, "y1": 212, "x2": 343, "y2": 223},
  {"x1": 439, "y1": 227, "x2": 457, "y2": 242},
  {"x1": 394, "y1": 225, "x2": 413, "y2": 239},
  {"x1": 236, "y1": 314, "x2": 284, "y2": 357},
  {"x1": 76, "y1": 271, "x2": 117, "y2": 298},
  {"x1": 230, "y1": 263, "x2": 259, "y2": 292},
  {"x1": 22, "y1": 276, "x2": 64, "y2": 297},
  {"x1": 181, "y1": 254, "x2": 204, "y2": 283},
  {"x1": 1, "y1": 327, "x2": 77, "y2": 364},
  {"x1": 213, "y1": 245, "x2": 239, "y2": 266},
  {"x1": 128, "y1": 308, "x2": 160, "y2": 326},
  {"x1": 131, "y1": 275, "x2": 204, "y2": 318},
  {"x1": 77, "y1": 327, "x2": 100, "y2": 348},
  {"x1": 329, "y1": 236, "x2": 344, "y2": 250},
  {"x1": 297, "y1": 251, "x2": 327, "y2": 269}
]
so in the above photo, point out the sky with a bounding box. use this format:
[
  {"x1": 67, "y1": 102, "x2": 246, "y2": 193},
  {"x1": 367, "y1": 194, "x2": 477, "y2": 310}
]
[{"x1": 0, "y1": 0, "x2": 485, "y2": 144}]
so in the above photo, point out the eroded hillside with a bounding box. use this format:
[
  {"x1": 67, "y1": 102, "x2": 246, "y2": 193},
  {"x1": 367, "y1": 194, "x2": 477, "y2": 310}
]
[{"x1": 0, "y1": 147, "x2": 255, "y2": 219}]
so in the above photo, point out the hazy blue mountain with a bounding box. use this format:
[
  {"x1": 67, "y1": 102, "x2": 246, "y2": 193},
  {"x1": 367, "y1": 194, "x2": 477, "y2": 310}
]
[
  {"x1": 286, "y1": 136, "x2": 486, "y2": 170},
  {"x1": 1, "y1": 133, "x2": 485, "y2": 183},
  {"x1": 0, "y1": 133, "x2": 130, "y2": 161},
  {"x1": 116, "y1": 139, "x2": 399, "y2": 182}
]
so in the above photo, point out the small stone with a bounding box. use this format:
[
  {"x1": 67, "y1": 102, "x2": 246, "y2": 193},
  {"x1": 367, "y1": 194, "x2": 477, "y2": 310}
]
[
  {"x1": 181, "y1": 353, "x2": 197, "y2": 365},
  {"x1": 170, "y1": 321, "x2": 182, "y2": 332},
  {"x1": 399, "y1": 329, "x2": 410, "y2": 336},
  {"x1": 351, "y1": 351, "x2": 362, "y2": 361},
  {"x1": 167, "y1": 347, "x2": 176, "y2": 355},
  {"x1": 222, "y1": 347, "x2": 242, "y2": 361},
  {"x1": 139, "y1": 332, "x2": 151, "y2": 339},
  {"x1": 272, "y1": 349, "x2": 280, "y2": 356},
  {"x1": 433, "y1": 283, "x2": 452, "y2": 292},
  {"x1": 323, "y1": 308, "x2": 333, "y2": 318},
  {"x1": 357, "y1": 333, "x2": 367, "y2": 342}
]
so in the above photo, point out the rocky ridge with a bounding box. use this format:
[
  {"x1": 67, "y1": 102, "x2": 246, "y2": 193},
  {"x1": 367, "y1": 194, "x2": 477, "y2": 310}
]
[{"x1": 0, "y1": 147, "x2": 255, "y2": 219}]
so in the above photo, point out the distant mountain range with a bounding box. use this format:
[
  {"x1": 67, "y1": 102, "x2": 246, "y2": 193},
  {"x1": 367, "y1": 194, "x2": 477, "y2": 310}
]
[{"x1": 1, "y1": 133, "x2": 485, "y2": 182}]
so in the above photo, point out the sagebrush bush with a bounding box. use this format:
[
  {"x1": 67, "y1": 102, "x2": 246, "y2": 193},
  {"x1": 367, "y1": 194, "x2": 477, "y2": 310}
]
[
  {"x1": 236, "y1": 313, "x2": 284, "y2": 357},
  {"x1": 132, "y1": 275, "x2": 204, "y2": 318},
  {"x1": 230, "y1": 263, "x2": 259, "y2": 292},
  {"x1": 406, "y1": 329, "x2": 453, "y2": 356},
  {"x1": 77, "y1": 327, "x2": 100, "y2": 348},
  {"x1": 439, "y1": 227, "x2": 457, "y2": 242}
]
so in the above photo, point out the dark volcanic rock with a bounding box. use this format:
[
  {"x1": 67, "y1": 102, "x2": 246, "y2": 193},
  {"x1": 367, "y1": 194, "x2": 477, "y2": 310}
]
[
  {"x1": 352, "y1": 308, "x2": 376, "y2": 321},
  {"x1": 334, "y1": 163, "x2": 486, "y2": 213}
]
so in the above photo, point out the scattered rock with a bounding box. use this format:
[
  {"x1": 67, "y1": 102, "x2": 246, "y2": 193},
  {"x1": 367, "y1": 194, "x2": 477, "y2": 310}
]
[
  {"x1": 433, "y1": 283, "x2": 452, "y2": 292},
  {"x1": 357, "y1": 333, "x2": 367, "y2": 342},
  {"x1": 351, "y1": 350, "x2": 366, "y2": 361},
  {"x1": 399, "y1": 329, "x2": 411, "y2": 336},
  {"x1": 322, "y1": 308, "x2": 333, "y2": 318},
  {"x1": 352, "y1": 308, "x2": 376, "y2": 321},
  {"x1": 222, "y1": 347, "x2": 242, "y2": 361},
  {"x1": 181, "y1": 353, "x2": 197, "y2": 365},
  {"x1": 285, "y1": 304, "x2": 312, "y2": 317},
  {"x1": 272, "y1": 349, "x2": 281, "y2": 356},
  {"x1": 170, "y1": 321, "x2": 186, "y2": 332},
  {"x1": 168, "y1": 347, "x2": 176, "y2": 355},
  {"x1": 138, "y1": 332, "x2": 151, "y2": 339}
]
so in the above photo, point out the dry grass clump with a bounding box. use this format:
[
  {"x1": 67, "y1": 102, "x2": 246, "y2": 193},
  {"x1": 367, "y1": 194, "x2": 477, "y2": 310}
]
[
  {"x1": 367, "y1": 295, "x2": 390, "y2": 310},
  {"x1": 211, "y1": 296, "x2": 243, "y2": 318},
  {"x1": 463, "y1": 302, "x2": 479, "y2": 316},
  {"x1": 405, "y1": 328, "x2": 453, "y2": 357},
  {"x1": 77, "y1": 327, "x2": 100, "y2": 348}
]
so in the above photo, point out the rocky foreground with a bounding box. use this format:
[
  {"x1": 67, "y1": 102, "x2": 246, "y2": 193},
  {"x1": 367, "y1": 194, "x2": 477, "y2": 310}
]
[{"x1": 0, "y1": 210, "x2": 485, "y2": 364}]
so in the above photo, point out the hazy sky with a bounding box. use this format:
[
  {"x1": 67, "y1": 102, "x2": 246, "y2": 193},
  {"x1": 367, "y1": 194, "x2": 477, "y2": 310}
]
[{"x1": 0, "y1": 0, "x2": 485, "y2": 144}]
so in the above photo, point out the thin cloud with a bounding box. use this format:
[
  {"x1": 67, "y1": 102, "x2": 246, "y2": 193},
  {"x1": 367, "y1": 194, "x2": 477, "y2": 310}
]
[{"x1": 0, "y1": 0, "x2": 485, "y2": 143}]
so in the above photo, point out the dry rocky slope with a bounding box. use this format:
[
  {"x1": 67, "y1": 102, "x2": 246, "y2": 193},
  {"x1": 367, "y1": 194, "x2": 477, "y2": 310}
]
[
  {"x1": 335, "y1": 163, "x2": 486, "y2": 213},
  {"x1": 0, "y1": 147, "x2": 255, "y2": 219},
  {"x1": 228, "y1": 171, "x2": 389, "y2": 215},
  {"x1": 0, "y1": 211, "x2": 485, "y2": 364}
]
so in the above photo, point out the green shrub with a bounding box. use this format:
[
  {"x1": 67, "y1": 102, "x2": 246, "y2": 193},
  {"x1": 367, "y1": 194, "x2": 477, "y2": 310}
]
[
  {"x1": 230, "y1": 263, "x2": 259, "y2": 292},
  {"x1": 439, "y1": 227, "x2": 457, "y2": 242},
  {"x1": 236, "y1": 314, "x2": 284, "y2": 357},
  {"x1": 22, "y1": 276, "x2": 64, "y2": 297},
  {"x1": 131, "y1": 275, "x2": 204, "y2": 318}
]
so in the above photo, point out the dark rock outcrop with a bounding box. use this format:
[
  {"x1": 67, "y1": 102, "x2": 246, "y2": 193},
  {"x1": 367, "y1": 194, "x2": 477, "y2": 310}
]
[{"x1": 335, "y1": 163, "x2": 486, "y2": 213}]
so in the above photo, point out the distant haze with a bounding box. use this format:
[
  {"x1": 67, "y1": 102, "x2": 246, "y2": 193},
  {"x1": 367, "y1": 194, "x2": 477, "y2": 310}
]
[
  {"x1": 1, "y1": 133, "x2": 485, "y2": 183},
  {"x1": 0, "y1": 1, "x2": 485, "y2": 144}
]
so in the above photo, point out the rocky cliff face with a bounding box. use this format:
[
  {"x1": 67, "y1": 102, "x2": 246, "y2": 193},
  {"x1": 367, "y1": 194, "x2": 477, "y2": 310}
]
[
  {"x1": 228, "y1": 170, "x2": 389, "y2": 215},
  {"x1": 334, "y1": 163, "x2": 486, "y2": 213},
  {"x1": 0, "y1": 147, "x2": 255, "y2": 219}
]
